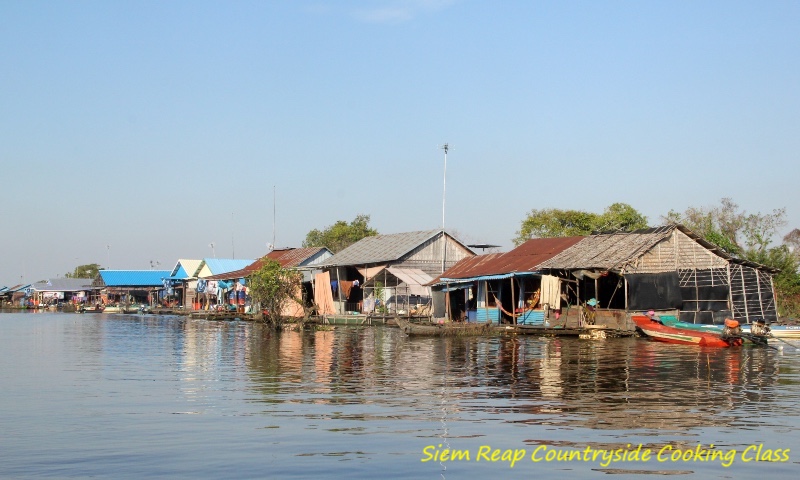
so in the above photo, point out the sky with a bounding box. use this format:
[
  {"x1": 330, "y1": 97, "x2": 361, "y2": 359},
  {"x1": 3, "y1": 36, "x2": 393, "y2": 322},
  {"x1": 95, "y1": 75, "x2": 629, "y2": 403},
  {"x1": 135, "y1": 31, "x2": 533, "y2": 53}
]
[{"x1": 1, "y1": 0, "x2": 799, "y2": 285}]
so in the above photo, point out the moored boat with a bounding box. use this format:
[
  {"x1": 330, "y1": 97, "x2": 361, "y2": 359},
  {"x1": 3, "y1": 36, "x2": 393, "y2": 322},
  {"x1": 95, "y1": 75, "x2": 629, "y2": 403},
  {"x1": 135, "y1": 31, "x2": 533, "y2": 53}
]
[
  {"x1": 632, "y1": 315, "x2": 744, "y2": 347},
  {"x1": 658, "y1": 316, "x2": 797, "y2": 341},
  {"x1": 395, "y1": 317, "x2": 496, "y2": 336},
  {"x1": 78, "y1": 303, "x2": 105, "y2": 313}
]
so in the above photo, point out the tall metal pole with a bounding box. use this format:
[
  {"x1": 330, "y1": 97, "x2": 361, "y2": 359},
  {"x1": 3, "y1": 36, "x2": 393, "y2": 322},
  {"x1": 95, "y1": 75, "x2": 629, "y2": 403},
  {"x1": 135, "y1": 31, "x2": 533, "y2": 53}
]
[
  {"x1": 273, "y1": 185, "x2": 276, "y2": 249},
  {"x1": 441, "y1": 143, "x2": 449, "y2": 274}
]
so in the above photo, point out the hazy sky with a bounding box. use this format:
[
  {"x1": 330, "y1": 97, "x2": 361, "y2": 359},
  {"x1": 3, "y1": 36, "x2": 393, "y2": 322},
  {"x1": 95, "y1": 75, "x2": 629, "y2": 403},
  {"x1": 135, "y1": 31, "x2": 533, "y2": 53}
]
[{"x1": 2, "y1": 0, "x2": 798, "y2": 285}]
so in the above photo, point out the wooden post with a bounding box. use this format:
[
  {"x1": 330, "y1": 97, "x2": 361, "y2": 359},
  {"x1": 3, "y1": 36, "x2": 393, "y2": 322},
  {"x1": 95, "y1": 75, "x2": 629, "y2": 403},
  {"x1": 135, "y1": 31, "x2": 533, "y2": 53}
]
[
  {"x1": 335, "y1": 267, "x2": 343, "y2": 314},
  {"x1": 511, "y1": 276, "x2": 516, "y2": 325}
]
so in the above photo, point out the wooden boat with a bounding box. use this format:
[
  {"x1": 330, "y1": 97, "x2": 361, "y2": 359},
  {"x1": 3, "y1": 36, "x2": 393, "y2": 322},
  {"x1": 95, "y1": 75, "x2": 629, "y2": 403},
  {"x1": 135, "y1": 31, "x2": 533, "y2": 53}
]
[
  {"x1": 79, "y1": 304, "x2": 105, "y2": 313},
  {"x1": 659, "y1": 316, "x2": 793, "y2": 341},
  {"x1": 395, "y1": 317, "x2": 495, "y2": 336},
  {"x1": 763, "y1": 325, "x2": 800, "y2": 339},
  {"x1": 632, "y1": 315, "x2": 743, "y2": 347}
]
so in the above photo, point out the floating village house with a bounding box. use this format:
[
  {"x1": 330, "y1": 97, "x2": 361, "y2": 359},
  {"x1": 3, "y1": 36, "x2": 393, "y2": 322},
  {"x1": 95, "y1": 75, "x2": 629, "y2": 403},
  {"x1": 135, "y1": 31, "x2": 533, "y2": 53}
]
[
  {"x1": 93, "y1": 270, "x2": 172, "y2": 306},
  {"x1": 166, "y1": 259, "x2": 203, "y2": 308},
  {"x1": 29, "y1": 278, "x2": 98, "y2": 306},
  {"x1": 1, "y1": 284, "x2": 31, "y2": 307},
  {"x1": 204, "y1": 247, "x2": 333, "y2": 316},
  {"x1": 429, "y1": 236, "x2": 583, "y2": 322},
  {"x1": 432, "y1": 225, "x2": 778, "y2": 329},
  {"x1": 190, "y1": 258, "x2": 254, "y2": 310},
  {"x1": 317, "y1": 230, "x2": 475, "y2": 315}
]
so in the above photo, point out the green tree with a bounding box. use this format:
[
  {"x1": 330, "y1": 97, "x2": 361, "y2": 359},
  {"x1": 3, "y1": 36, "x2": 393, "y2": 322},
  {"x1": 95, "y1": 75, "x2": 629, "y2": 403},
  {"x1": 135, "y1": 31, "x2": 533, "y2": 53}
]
[
  {"x1": 65, "y1": 263, "x2": 102, "y2": 279},
  {"x1": 514, "y1": 203, "x2": 648, "y2": 245},
  {"x1": 302, "y1": 214, "x2": 378, "y2": 253},
  {"x1": 247, "y1": 259, "x2": 303, "y2": 329},
  {"x1": 664, "y1": 198, "x2": 800, "y2": 318}
]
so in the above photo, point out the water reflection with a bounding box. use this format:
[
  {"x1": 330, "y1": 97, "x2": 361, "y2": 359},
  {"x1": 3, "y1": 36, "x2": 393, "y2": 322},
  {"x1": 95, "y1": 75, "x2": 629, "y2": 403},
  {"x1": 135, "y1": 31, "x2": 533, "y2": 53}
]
[
  {"x1": 200, "y1": 323, "x2": 799, "y2": 434},
  {"x1": 3, "y1": 312, "x2": 799, "y2": 478},
  {"x1": 59, "y1": 316, "x2": 798, "y2": 434}
]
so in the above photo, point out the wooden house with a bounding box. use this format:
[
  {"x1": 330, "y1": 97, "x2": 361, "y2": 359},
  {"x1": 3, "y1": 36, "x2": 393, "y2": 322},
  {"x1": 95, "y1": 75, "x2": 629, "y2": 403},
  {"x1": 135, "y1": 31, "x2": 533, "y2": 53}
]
[
  {"x1": 432, "y1": 225, "x2": 778, "y2": 329},
  {"x1": 318, "y1": 230, "x2": 475, "y2": 315}
]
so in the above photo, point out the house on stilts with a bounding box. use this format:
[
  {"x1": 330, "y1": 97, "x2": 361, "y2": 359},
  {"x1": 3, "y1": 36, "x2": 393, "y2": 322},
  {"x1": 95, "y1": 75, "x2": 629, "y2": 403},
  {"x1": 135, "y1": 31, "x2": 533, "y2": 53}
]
[
  {"x1": 317, "y1": 230, "x2": 475, "y2": 316},
  {"x1": 431, "y1": 225, "x2": 778, "y2": 331}
]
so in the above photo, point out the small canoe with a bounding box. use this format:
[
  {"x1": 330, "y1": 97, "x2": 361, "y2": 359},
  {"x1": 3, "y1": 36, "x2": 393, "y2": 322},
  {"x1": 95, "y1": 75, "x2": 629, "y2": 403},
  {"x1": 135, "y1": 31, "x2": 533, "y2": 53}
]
[
  {"x1": 395, "y1": 318, "x2": 495, "y2": 336},
  {"x1": 632, "y1": 315, "x2": 742, "y2": 347}
]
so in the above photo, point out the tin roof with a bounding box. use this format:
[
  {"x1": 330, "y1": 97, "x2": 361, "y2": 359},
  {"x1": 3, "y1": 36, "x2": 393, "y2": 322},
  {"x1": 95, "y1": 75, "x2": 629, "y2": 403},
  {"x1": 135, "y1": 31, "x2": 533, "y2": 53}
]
[
  {"x1": 266, "y1": 247, "x2": 332, "y2": 268},
  {"x1": 5, "y1": 284, "x2": 30, "y2": 293},
  {"x1": 170, "y1": 259, "x2": 202, "y2": 279},
  {"x1": 95, "y1": 270, "x2": 172, "y2": 287},
  {"x1": 194, "y1": 259, "x2": 254, "y2": 277},
  {"x1": 204, "y1": 247, "x2": 332, "y2": 281},
  {"x1": 31, "y1": 278, "x2": 96, "y2": 292},
  {"x1": 431, "y1": 236, "x2": 584, "y2": 283},
  {"x1": 322, "y1": 230, "x2": 466, "y2": 267}
]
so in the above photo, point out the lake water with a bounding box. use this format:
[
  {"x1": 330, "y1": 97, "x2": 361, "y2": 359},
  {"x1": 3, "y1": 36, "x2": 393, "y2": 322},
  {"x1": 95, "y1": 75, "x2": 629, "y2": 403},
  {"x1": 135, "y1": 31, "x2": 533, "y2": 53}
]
[{"x1": 1, "y1": 311, "x2": 798, "y2": 479}]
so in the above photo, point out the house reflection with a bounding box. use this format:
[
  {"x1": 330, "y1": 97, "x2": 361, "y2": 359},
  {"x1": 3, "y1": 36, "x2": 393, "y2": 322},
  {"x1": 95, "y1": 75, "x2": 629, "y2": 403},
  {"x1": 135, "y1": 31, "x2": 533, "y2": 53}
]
[{"x1": 236, "y1": 327, "x2": 796, "y2": 431}]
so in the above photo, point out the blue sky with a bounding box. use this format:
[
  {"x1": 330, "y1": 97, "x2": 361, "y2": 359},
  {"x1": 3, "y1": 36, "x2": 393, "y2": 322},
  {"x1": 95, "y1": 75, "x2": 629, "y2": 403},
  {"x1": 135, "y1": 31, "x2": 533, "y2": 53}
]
[{"x1": 2, "y1": 0, "x2": 798, "y2": 284}]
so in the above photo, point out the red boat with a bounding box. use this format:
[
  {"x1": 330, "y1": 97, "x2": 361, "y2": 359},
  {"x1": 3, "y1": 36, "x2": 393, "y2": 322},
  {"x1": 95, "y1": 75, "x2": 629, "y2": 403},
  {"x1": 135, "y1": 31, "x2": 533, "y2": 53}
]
[{"x1": 632, "y1": 315, "x2": 743, "y2": 347}]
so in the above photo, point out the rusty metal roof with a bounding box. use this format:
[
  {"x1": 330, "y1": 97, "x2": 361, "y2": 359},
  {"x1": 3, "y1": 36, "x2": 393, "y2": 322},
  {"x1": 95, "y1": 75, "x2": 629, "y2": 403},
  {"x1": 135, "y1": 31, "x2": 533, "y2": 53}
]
[
  {"x1": 430, "y1": 236, "x2": 584, "y2": 283},
  {"x1": 204, "y1": 247, "x2": 331, "y2": 280},
  {"x1": 265, "y1": 247, "x2": 330, "y2": 268}
]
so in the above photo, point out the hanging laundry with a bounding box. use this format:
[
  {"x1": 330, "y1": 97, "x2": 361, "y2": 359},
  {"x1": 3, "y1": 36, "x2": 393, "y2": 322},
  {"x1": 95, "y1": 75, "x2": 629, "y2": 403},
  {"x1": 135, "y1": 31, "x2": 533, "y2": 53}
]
[{"x1": 339, "y1": 280, "x2": 354, "y2": 300}]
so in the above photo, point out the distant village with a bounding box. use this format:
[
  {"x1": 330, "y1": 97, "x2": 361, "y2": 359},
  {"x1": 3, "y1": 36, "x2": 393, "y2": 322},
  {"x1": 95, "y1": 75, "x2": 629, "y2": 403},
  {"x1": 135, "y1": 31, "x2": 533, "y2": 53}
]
[{"x1": 0, "y1": 223, "x2": 779, "y2": 331}]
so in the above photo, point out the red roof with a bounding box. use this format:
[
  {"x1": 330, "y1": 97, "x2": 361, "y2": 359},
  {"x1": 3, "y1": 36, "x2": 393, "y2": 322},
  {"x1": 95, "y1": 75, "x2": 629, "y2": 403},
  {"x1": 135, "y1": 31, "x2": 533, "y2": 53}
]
[
  {"x1": 204, "y1": 247, "x2": 328, "y2": 280},
  {"x1": 431, "y1": 236, "x2": 584, "y2": 282}
]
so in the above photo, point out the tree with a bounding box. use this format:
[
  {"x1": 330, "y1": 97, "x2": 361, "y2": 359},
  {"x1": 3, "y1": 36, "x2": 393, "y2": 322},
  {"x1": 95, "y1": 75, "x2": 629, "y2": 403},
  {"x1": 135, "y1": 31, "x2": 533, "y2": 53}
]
[
  {"x1": 302, "y1": 214, "x2": 378, "y2": 253},
  {"x1": 514, "y1": 203, "x2": 648, "y2": 245},
  {"x1": 65, "y1": 263, "x2": 102, "y2": 279},
  {"x1": 784, "y1": 228, "x2": 800, "y2": 260},
  {"x1": 247, "y1": 259, "x2": 304, "y2": 330},
  {"x1": 664, "y1": 198, "x2": 800, "y2": 318}
]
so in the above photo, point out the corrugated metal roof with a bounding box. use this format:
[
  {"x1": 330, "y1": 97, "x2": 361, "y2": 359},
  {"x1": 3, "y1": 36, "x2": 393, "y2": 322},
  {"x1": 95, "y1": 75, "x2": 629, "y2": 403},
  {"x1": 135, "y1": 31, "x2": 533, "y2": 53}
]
[
  {"x1": 194, "y1": 259, "x2": 254, "y2": 277},
  {"x1": 322, "y1": 230, "x2": 454, "y2": 267},
  {"x1": 170, "y1": 259, "x2": 202, "y2": 279},
  {"x1": 429, "y1": 236, "x2": 584, "y2": 284},
  {"x1": 96, "y1": 270, "x2": 172, "y2": 287},
  {"x1": 204, "y1": 248, "x2": 332, "y2": 281},
  {"x1": 31, "y1": 278, "x2": 96, "y2": 292},
  {"x1": 5, "y1": 284, "x2": 30, "y2": 293},
  {"x1": 267, "y1": 247, "x2": 332, "y2": 268}
]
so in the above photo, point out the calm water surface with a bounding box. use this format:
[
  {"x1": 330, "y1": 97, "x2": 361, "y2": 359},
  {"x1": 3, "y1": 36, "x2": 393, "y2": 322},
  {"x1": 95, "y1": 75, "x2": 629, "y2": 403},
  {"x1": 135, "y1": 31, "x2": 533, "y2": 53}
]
[{"x1": 1, "y1": 311, "x2": 798, "y2": 478}]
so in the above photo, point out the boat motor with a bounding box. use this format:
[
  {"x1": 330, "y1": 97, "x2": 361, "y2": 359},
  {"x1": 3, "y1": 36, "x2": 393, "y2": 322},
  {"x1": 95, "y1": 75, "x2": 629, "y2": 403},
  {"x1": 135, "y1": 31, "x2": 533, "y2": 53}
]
[
  {"x1": 751, "y1": 318, "x2": 771, "y2": 336},
  {"x1": 721, "y1": 318, "x2": 744, "y2": 346}
]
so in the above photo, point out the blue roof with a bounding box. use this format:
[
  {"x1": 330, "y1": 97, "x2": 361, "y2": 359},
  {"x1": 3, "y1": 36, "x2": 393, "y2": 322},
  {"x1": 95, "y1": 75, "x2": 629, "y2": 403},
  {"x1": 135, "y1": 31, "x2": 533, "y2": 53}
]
[
  {"x1": 172, "y1": 265, "x2": 189, "y2": 279},
  {"x1": 97, "y1": 270, "x2": 172, "y2": 287},
  {"x1": 199, "y1": 259, "x2": 254, "y2": 276}
]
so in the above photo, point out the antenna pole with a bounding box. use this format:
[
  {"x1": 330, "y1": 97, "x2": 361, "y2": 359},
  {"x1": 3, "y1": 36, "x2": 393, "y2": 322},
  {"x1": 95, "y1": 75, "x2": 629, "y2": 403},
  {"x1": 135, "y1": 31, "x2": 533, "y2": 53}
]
[
  {"x1": 273, "y1": 185, "x2": 276, "y2": 249},
  {"x1": 441, "y1": 143, "x2": 449, "y2": 273}
]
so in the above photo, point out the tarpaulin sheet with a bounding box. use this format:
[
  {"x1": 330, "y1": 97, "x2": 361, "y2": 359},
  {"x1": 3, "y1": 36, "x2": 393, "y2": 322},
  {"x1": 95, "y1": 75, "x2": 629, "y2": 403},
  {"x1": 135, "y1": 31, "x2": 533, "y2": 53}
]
[
  {"x1": 314, "y1": 271, "x2": 336, "y2": 315},
  {"x1": 626, "y1": 272, "x2": 683, "y2": 310}
]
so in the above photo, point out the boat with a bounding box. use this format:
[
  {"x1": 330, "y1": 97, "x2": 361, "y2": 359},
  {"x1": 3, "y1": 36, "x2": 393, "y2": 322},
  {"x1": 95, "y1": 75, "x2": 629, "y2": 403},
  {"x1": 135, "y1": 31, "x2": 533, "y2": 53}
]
[
  {"x1": 395, "y1": 317, "x2": 496, "y2": 336},
  {"x1": 78, "y1": 304, "x2": 105, "y2": 313},
  {"x1": 632, "y1": 315, "x2": 745, "y2": 347},
  {"x1": 658, "y1": 315, "x2": 797, "y2": 341}
]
